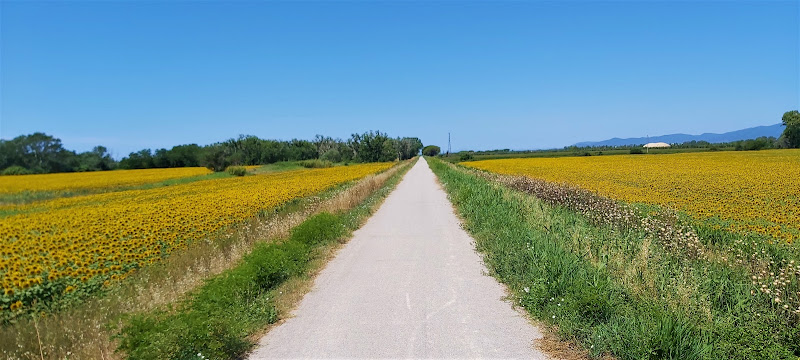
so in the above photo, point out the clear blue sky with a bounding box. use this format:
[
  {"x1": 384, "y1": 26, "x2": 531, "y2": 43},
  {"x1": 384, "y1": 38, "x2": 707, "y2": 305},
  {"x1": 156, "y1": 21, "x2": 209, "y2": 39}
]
[{"x1": 1, "y1": 1, "x2": 797, "y2": 158}]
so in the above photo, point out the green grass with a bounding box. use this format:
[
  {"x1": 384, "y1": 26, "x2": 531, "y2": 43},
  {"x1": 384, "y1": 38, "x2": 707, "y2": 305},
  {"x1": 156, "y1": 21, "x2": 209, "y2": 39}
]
[
  {"x1": 427, "y1": 158, "x2": 799, "y2": 360},
  {"x1": 115, "y1": 160, "x2": 414, "y2": 360},
  {"x1": 249, "y1": 161, "x2": 305, "y2": 174}
]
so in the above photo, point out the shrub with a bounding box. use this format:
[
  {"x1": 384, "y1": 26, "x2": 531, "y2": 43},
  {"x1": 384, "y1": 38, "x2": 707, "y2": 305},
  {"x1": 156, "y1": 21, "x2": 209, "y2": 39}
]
[
  {"x1": 630, "y1": 148, "x2": 644, "y2": 154},
  {"x1": 2, "y1": 165, "x2": 33, "y2": 175},
  {"x1": 225, "y1": 166, "x2": 247, "y2": 176},
  {"x1": 459, "y1": 152, "x2": 474, "y2": 162},
  {"x1": 298, "y1": 159, "x2": 333, "y2": 168}
]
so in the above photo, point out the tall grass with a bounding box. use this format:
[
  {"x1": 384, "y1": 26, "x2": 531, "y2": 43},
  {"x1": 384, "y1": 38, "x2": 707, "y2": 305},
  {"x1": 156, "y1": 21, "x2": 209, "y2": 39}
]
[{"x1": 427, "y1": 158, "x2": 799, "y2": 359}]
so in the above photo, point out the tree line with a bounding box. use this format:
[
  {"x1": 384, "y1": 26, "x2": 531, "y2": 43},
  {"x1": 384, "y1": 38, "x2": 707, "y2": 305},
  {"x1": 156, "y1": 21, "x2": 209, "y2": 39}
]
[{"x1": 0, "y1": 131, "x2": 423, "y2": 175}]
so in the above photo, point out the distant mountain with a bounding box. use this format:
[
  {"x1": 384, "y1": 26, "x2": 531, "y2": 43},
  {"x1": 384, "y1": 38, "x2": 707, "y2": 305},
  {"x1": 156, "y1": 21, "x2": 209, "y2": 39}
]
[{"x1": 573, "y1": 124, "x2": 784, "y2": 147}]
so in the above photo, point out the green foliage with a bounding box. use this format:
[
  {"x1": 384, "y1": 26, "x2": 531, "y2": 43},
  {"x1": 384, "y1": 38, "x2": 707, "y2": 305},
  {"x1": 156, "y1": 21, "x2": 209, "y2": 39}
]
[
  {"x1": 298, "y1": 159, "x2": 333, "y2": 168},
  {"x1": 320, "y1": 149, "x2": 342, "y2": 163},
  {"x1": 1, "y1": 131, "x2": 419, "y2": 175},
  {"x1": 120, "y1": 144, "x2": 204, "y2": 169},
  {"x1": 225, "y1": 166, "x2": 247, "y2": 176},
  {"x1": 459, "y1": 152, "x2": 474, "y2": 161},
  {"x1": 396, "y1": 137, "x2": 423, "y2": 160},
  {"x1": 1, "y1": 165, "x2": 33, "y2": 176},
  {"x1": 119, "y1": 149, "x2": 155, "y2": 169},
  {"x1": 202, "y1": 144, "x2": 232, "y2": 172},
  {"x1": 781, "y1": 110, "x2": 800, "y2": 148},
  {"x1": 348, "y1": 130, "x2": 398, "y2": 162},
  {"x1": 0, "y1": 132, "x2": 116, "y2": 173},
  {"x1": 422, "y1": 145, "x2": 441, "y2": 156},
  {"x1": 734, "y1": 136, "x2": 777, "y2": 151},
  {"x1": 629, "y1": 148, "x2": 644, "y2": 154},
  {"x1": 427, "y1": 159, "x2": 798, "y2": 360}
]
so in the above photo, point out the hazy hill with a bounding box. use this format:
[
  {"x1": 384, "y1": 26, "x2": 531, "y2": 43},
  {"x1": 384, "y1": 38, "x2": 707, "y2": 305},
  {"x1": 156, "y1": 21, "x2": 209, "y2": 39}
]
[{"x1": 573, "y1": 124, "x2": 784, "y2": 147}]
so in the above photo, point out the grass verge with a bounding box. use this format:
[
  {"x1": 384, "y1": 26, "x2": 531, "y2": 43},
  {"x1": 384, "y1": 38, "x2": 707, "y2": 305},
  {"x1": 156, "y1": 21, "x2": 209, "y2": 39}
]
[
  {"x1": 114, "y1": 159, "x2": 414, "y2": 359},
  {"x1": 427, "y1": 158, "x2": 799, "y2": 360}
]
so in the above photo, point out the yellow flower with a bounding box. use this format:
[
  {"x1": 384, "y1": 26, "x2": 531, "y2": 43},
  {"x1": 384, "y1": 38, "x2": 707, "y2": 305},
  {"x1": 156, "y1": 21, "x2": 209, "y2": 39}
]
[
  {"x1": 466, "y1": 149, "x2": 800, "y2": 243},
  {"x1": 0, "y1": 163, "x2": 394, "y2": 309}
]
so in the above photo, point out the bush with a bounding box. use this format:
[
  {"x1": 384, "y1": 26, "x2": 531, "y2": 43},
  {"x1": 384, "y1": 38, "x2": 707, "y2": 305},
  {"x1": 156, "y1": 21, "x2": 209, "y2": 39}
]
[
  {"x1": 225, "y1": 166, "x2": 247, "y2": 176},
  {"x1": 459, "y1": 152, "x2": 474, "y2": 162},
  {"x1": 629, "y1": 148, "x2": 644, "y2": 154},
  {"x1": 298, "y1": 159, "x2": 333, "y2": 168},
  {"x1": 2, "y1": 165, "x2": 33, "y2": 175}
]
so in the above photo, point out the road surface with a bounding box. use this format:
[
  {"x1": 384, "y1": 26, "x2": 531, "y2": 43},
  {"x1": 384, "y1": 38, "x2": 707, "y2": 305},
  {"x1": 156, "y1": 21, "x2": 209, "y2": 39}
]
[{"x1": 249, "y1": 157, "x2": 548, "y2": 359}]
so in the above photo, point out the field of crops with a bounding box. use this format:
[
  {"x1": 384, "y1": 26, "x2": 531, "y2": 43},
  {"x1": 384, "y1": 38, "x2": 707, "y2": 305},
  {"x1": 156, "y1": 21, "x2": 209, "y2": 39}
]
[
  {"x1": 465, "y1": 149, "x2": 800, "y2": 243},
  {"x1": 0, "y1": 163, "x2": 392, "y2": 313},
  {"x1": 0, "y1": 167, "x2": 212, "y2": 194}
]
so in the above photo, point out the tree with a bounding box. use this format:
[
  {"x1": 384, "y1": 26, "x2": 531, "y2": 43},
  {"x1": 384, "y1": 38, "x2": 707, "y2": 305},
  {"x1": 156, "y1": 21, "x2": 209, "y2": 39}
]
[
  {"x1": 75, "y1": 146, "x2": 115, "y2": 171},
  {"x1": 201, "y1": 144, "x2": 232, "y2": 172},
  {"x1": 781, "y1": 110, "x2": 800, "y2": 148},
  {"x1": 379, "y1": 138, "x2": 399, "y2": 162},
  {"x1": 119, "y1": 149, "x2": 154, "y2": 169},
  {"x1": 152, "y1": 148, "x2": 171, "y2": 168},
  {"x1": 0, "y1": 133, "x2": 74, "y2": 173},
  {"x1": 422, "y1": 145, "x2": 441, "y2": 156},
  {"x1": 166, "y1": 144, "x2": 202, "y2": 167},
  {"x1": 348, "y1": 131, "x2": 393, "y2": 162},
  {"x1": 397, "y1": 137, "x2": 423, "y2": 160},
  {"x1": 287, "y1": 139, "x2": 318, "y2": 161}
]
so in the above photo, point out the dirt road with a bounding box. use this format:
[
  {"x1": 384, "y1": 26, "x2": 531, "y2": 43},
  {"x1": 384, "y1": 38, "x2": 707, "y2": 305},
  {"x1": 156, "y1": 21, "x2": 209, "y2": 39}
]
[{"x1": 249, "y1": 157, "x2": 548, "y2": 359}]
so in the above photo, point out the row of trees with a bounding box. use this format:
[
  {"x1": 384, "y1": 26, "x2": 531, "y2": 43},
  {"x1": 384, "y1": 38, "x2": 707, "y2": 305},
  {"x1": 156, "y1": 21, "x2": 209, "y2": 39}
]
[
  {"x1": 174, "y1": 131, "x2": 422, "y2": 172},
  {"x1": 0, "y1": 131, "x2": 423, "y2": 175},
  {"x1": 0, "y1": 133, "x2": 115, "y2": 174}
]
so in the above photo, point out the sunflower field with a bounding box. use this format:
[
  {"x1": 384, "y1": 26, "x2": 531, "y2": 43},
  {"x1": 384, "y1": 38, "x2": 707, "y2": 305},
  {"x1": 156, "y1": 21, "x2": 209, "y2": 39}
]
[
  {"x1": 0, "y1": 167, "x2": 212, "y2": 194},
  {"x1": 0, "y1": 163, "x2": 392, "y2": 313},
  {"x1": 464, "y1": 149, "x2": 800, "y2": 243}
]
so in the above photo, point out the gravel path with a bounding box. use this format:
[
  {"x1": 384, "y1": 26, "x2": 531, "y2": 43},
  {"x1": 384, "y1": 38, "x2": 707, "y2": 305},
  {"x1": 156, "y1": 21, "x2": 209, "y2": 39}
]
[{"x1": 249, "y1": 157, "x2": 548, "y2": 359}]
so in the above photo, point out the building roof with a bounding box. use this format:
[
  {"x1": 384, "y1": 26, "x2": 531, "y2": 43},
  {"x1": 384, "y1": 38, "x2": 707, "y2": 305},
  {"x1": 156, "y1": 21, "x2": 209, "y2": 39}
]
[{"x1": 643, "y1": 142, "x2": 671, "y2": 148}]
